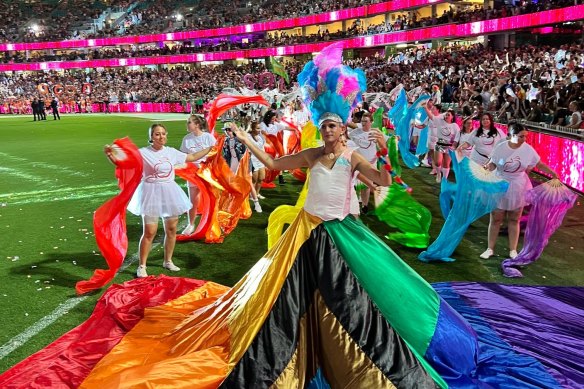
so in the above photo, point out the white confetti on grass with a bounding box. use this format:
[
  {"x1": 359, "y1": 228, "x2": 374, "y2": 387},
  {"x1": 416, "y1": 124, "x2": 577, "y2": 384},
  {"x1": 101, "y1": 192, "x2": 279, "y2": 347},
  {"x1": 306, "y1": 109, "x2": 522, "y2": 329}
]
[{"x1": 0, "y1": 239, "x2": 163, "y2": 360}]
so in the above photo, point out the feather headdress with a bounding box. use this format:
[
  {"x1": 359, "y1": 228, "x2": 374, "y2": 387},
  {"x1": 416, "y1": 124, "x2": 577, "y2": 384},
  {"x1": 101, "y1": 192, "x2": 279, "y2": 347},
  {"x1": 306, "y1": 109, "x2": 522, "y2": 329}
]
[{"x1": 298, "y1": 42, "x2": 366, "y2": 126}]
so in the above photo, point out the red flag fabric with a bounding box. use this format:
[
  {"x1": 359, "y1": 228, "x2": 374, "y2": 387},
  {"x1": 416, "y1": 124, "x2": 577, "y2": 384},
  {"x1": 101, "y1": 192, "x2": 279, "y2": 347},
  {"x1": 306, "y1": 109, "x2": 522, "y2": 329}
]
[
  {"x1": 75, "y1": 138, "x2": 143, "y2": 295},
  {"x1": 205, "y1": 94, "x2": 269, "y2": 135}
]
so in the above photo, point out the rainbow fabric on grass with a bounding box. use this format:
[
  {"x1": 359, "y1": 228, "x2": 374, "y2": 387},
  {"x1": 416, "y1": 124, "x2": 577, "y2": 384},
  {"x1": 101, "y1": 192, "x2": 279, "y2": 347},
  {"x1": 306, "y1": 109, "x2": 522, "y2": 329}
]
[{"x1": 2, "y1": 210, "x2": 485, "y2": 388}]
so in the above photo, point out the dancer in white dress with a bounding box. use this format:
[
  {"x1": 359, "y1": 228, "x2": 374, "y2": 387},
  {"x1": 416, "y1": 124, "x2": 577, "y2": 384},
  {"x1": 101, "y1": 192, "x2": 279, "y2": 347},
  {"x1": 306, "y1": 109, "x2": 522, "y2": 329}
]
[
  {"x1": 248, "y1": 121, "x2": 266, "y2": 212},
  {"x1": 481, "y1": 123, "x2": 557, "y2": 260},
  {"x1": 179, "y1": 115, "x2": 217, "y2": 235},
  {"x1": 347, "y1": 112, "x2": 388, "y2": 213},
  {"x1": 423, "y1": 101, "x2": 460, "y2": 183},
  {"x1": 105, "y1": 123, "x2": 212, "y2": 278}
]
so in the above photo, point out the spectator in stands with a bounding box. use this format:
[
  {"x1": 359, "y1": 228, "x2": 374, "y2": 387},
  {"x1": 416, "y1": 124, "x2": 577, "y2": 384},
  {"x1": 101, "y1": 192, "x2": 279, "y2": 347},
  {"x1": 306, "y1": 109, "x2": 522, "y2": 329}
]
[{"x1": 566, "y1": 100, "x2": 582, "y2": 129}]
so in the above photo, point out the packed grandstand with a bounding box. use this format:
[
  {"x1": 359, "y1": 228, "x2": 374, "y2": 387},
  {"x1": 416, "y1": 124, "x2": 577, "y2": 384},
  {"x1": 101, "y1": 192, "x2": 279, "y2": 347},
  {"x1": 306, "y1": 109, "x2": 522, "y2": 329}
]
[
  {"x1": 1, "y1": 1, "x2": 584, "y2": 388},
  {"x1": 0, "y1": 0, "x2": 582, "y2": 129}
]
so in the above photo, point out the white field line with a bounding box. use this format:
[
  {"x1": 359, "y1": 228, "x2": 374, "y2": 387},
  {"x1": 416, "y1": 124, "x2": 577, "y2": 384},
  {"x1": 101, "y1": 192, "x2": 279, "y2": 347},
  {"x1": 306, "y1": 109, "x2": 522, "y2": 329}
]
[
  {"x1": 0, "y1": 166, "x2": 55, "y2": 186},
  {"x1": 0, "y1": 183, "x2": 118, "y2": 205},
  {"x1": 0, "y1": 243, "x2": 160, "y2": 360},
  {"x1": 0, "y1": 152, "x2": 90, "y2": 178}
]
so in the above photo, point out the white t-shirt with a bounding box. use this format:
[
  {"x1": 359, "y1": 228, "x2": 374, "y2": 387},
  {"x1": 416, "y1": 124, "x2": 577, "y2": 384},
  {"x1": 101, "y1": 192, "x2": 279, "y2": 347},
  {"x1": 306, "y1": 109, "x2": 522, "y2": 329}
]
[
  {"x1": 348, "y1": 125, "x2": 388, "y2": 164},
  {"x1": 489, "y1": 141, "x2": 540, "y2": 182},
  {"x1": 260, "y1": 121, "x2": 287, "y2": 135},
  {"x1": 427, "y1": 118, "x2": 438, "y2": 147},
  {"x1": 431, "y1": 114, "x2": 460, "y2": 145},
  {"x1": 140, "y1": 146, "x2": 187, "y2": 184},
  {"x1": 455, "y1": 131, "x2": 474, "y2": 158},
  {"x1": 180, "y1": 132, "x2": 216, "y2": 164},
  {"x1": 466, "y1": 129, "x2": 505, "y2": 165},
  {"x1": 248, "y1": 133, "x2": 266, "y2": 169},
  {"x1": 294, "y1": 108, "x2": 310, "y2": 129}
]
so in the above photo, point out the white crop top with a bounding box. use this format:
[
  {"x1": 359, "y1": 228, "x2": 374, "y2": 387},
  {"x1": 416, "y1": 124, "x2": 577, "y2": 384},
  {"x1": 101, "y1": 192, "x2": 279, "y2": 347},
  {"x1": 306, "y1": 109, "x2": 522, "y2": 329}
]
[{"x1": 304, "y1": 148, "x2": 360, "y2": 221}]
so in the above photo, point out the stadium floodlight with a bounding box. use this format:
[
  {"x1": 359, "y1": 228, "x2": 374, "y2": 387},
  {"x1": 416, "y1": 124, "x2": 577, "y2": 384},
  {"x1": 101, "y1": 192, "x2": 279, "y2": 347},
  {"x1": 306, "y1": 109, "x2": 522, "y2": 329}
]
[{"x1": 176, "y1": 14, "x2": 183, "y2": 21}]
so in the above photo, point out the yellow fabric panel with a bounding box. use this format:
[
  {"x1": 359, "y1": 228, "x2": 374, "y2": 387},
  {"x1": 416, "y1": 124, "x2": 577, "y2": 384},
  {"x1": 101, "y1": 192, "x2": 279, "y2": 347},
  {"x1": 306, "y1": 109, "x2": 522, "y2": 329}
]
[
  {"x1": 227, "y1": 210, "x2": 321, "y2": 364},
  {"x1": 272, "y1": 291, "x2": 397, "y2": 389}
]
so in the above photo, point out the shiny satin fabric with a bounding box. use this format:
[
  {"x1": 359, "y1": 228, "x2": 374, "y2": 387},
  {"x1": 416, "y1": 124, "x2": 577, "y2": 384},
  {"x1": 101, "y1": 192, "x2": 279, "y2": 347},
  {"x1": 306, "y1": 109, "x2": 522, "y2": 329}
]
[
  {"x1": 76, "y1": 137, "x2": 143, "y2": 295},
  {"x1": 79, "y1": 210, "x2": 322, "y2": 388},
  {"x1": 0, "y1": 276, "x2": 208, "y2": 388},
  {"x1": 267, "y1": 172, "x2": 310, "y2": 249},
  {"x1": 217, "y1": 151, "x2": 253, "y2": 236},
  {"x1": 223, "y1": 219, "x2": 438, "y2": 388},
  {"x1": 177, "y1": 138, "x2": 252, "y2": 243},
  {"x1": 501, "y1": 180, "x2": 577, "y2": 277},
  {"x1": 419, "y1": 155, "x2": 509, "y2": 262},
  {"x1": 175, "y1": 162, "x2": 222, "y2": 242},
  {"x1": 205, "y1": 94, "x2": 269, "y2": 137},
  {"x1": 373, "y1": 183, "x2": 432, "y2": 249},
  {"x1": 272, "y1": 295, "x2": 401, "y2": 389},
  {"x1": 436, "y1": 282, "x2": 584, "y2": 388},
  {"x1": 262, "y1": 133, "x2": 284, "y2": 185}
]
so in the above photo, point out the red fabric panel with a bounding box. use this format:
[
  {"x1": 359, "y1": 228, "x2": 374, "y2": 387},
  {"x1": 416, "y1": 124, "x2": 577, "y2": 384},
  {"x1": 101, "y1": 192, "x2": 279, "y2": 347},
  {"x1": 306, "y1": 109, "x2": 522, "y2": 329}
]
[
  {"x1": 76, "y1": 138, "x2": 143, "y2": 295},
  {"x1": 0, "y1": 276, "x2": 206, "y2": 388}
]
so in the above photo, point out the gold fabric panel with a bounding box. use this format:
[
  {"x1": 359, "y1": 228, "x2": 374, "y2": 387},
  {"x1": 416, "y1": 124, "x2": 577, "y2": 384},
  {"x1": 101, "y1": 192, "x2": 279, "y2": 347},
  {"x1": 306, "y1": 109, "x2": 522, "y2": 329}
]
[{"x1": 272, "y1": 291, "x2": 397, "y2": 389}]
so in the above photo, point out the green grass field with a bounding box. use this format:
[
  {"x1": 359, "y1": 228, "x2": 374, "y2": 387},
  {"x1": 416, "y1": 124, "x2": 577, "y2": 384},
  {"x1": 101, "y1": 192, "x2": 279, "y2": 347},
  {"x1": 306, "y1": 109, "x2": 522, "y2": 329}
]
[{"x1": 1, "y1": 114, "x2": 583, "y2": 374}]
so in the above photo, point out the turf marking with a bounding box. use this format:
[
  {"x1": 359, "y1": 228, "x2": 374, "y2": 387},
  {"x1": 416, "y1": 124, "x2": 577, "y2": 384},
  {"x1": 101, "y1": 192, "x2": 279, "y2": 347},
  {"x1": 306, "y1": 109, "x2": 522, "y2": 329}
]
[
  {"x1": 0, "y1": 241, "x2": 162, "y2": 360},
  {"x1": 0, "y1": 183, "x2": 118, "y2": 205},
  {"x1": 0, "y1": 152, "x2": 90, "y2": 178}
]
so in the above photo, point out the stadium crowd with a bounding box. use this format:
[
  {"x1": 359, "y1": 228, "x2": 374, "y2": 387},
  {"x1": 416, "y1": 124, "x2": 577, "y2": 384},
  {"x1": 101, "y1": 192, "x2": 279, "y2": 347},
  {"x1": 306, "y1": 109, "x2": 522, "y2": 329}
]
[
  {"x1": 0, "y1": 0, "x2": 579, "y2": 44},
  {"x1": 2, "y1": 0, "x2": 582, "y2": 65},
  {"x1": 1, "y1": 42, "x2": 583, "y2": 127}
]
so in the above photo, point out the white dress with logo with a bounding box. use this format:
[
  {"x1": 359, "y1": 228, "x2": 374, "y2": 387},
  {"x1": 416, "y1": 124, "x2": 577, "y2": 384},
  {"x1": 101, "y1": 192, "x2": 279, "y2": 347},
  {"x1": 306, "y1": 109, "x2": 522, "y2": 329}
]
[
  {"x1": 304, "y1": 148, "x2": 360, "y2": 221},
  {"x1": 127, "y1": 146, "x2": 191, "y2": 218},
  {"x1": 489, "y1": 141, "x2": 540, "y2": 210}
]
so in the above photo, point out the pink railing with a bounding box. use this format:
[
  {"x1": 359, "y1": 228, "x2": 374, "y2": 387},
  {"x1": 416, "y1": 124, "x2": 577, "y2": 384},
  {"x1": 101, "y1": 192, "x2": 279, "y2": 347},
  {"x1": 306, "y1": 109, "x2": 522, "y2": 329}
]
[
  {"x1": 0, "y1": 0, "x2": 443, "y2": 52},
  {"x1": 0, "y1": 5, "x2": 582, "y2": 72}
]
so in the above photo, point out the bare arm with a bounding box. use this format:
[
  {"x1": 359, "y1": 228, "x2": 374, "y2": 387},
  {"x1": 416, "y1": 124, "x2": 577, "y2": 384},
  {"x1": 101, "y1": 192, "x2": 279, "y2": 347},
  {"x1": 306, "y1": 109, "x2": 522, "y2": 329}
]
[
  {"x1": 232, "y1": 123, "x2": 313, "y2": 170},
  {"x1": 185, "y1": 147, "x2": 212, "y2": 162},
  {"x1": 456, "y1": 141, "x2": 470, "y2": 152},
  {"x1": 423, "y1": 101, "x2": 436, "y2": 120},
  {"x1": 352, "y1": 151, "x2": 392, "y2": 187},
  {"x1": 531, "y1": 161, "x2": 558, "y2": 179}
]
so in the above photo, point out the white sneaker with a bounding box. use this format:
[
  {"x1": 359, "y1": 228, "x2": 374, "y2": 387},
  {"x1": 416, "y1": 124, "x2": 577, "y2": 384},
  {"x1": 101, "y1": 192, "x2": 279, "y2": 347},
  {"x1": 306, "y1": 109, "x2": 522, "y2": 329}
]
[
  {"x1": 254, "y1": 202, "x2": 263, "y2": 213},
  {"x1": 435, "y1": 171, "x2": 442, "y2": 183},
  {"x1": 163, "y1": 261, "x2": 180, "y2": 272},
  {"x1": 429, "y1": 169, "x2": 437, "y2": 175},
  {"x1": 479, "y1": 248, "x2": 494, "y2": 259},
  {"x1": 420, "y1": 160, "x2": 431, "y2": 168},
  {"x1": 257, "y1": 194, "x2": 266, "y2": 200},
  {"x1": 509, "y1": 250, "x2": 518, "y2": 259},
  {"x1": 181, "y1": 224, "x2": 195, "y2": 235},
  {"x1": 136, "y1": 265, "x2": 148, "y2": 278}
]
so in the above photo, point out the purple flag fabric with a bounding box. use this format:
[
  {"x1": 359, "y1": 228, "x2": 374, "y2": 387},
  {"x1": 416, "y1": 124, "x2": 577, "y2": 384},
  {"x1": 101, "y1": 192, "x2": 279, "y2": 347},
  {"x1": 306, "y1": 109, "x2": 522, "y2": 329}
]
[{"x1": 502, "y1": 180, "x2": 577, "y2": 277}]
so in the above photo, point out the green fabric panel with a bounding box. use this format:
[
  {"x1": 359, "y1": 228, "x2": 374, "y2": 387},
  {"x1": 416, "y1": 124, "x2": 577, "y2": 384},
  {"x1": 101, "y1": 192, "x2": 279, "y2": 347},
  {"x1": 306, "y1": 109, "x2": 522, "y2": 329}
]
[
  {"x1": 375, "y1": 183, "x2": 432, "y2": 248},
  {"x1": 324, "y1": 217, "x2": 441, "y2": 364}
]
